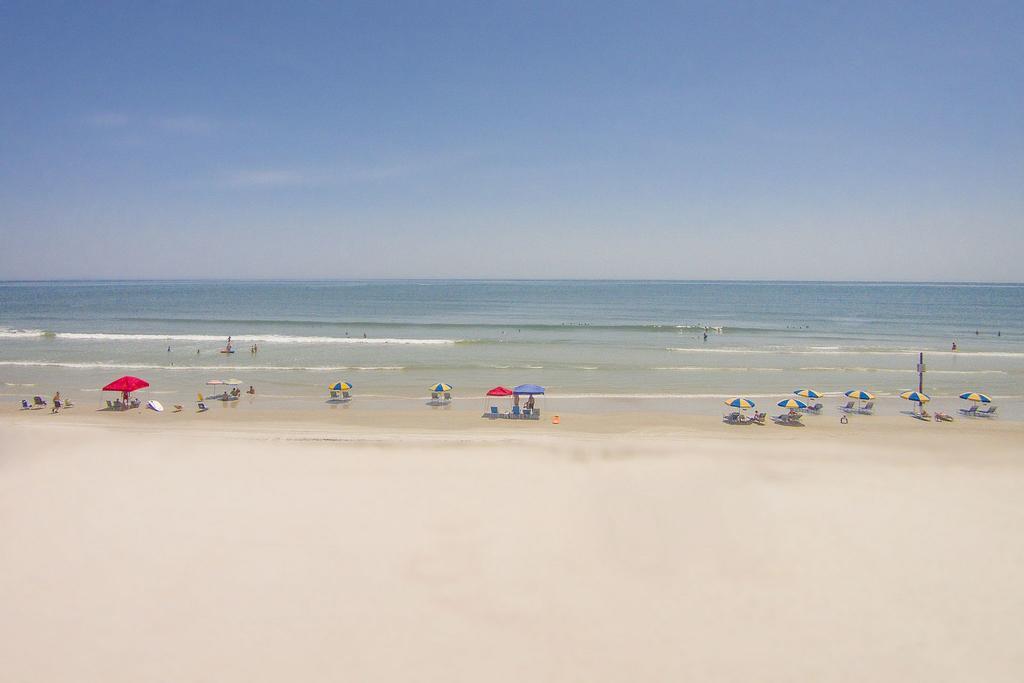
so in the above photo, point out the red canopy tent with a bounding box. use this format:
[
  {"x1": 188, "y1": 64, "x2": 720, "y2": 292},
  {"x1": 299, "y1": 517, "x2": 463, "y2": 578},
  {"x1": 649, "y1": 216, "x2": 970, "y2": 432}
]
[
  {"x1": 483, "y1": 386, "x2": 514, "y2": 417},
  {"x1": 102, "y1": 376, "x2": 150, "y2": 405}
]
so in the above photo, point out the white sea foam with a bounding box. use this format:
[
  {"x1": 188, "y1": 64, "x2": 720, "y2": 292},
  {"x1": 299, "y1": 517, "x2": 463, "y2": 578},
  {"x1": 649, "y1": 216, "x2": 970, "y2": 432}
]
[
  {"x1": 0, "y1": 329, "x2": 456, "y2": 345},
  {"x1": 0, "y1": 361, "x2": 405, "y2": 371},
  {"x1": 668, "y1": 346, "x2": 1024, "y2": 357},
  {"x1": 654, "y1": 366, "x2": 785, "y2": 372}
]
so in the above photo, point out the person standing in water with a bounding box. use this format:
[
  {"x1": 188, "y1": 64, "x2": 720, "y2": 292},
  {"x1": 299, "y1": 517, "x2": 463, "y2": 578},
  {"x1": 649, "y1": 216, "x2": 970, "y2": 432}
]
[{"x1": 952, "y1": 340, "x2": 958, "y2": 351}]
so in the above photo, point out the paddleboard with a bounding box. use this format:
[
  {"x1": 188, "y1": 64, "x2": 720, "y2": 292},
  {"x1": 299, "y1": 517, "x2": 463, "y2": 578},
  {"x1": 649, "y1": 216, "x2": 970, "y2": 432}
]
[
  {"x1": 220, "y1": 349, "x2": 235, "y2": 354},
  {"x1": 147, "y1": 400, "x2": 164, "y2": 412}
]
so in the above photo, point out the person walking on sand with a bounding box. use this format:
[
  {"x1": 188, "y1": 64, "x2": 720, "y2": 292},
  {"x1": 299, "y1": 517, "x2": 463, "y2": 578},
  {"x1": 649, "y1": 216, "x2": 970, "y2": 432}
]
[{"x1": 51, "y1": 391, "x2": 61, "y2": 413}]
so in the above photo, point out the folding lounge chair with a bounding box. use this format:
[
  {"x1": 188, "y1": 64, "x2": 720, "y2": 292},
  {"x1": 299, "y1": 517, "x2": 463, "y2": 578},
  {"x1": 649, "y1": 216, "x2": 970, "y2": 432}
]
[
  {"x1": 839, "y1": 401, "x2": 855, "y2": 413},
  {"x1": 958, "y1": 405, "x2": 978, "y2": 417},
  {"x1": 197, "y1": 401, "x2": 208, "y2": 412},
  {"x1": 857, "y1": 401, "x2": 875, "y2": 415},
  {"x1": 803, "y1": 403, "x2": 823, "y2": 414},
  {"x1": 33, "y1": 396, "x2": 47, "y2": 406},
  {"x1": 977, "y1": 405, "x2": 997, "y2": 417},
  {"x1": 443, "y1": 392, "x2": 451, "y2": 402},
  {"x1": 21, "y1": 399, "x2": 31, "y2": 410}
]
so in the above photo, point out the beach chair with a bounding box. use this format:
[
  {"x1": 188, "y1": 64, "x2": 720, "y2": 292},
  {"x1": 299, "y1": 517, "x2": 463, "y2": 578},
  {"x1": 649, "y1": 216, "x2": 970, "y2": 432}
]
[
  {"x1": 935, "y1": 412, "x2": 954, "y2": 422},
  {"x1": 197, "y1": 401, "x2": 208, "y2": 412},
  {"x1": 430, "y1": 392, "x2": 438, "y2": 402},
  {"x1": 487, "y1": 406, "x2": 499, "y2": 418},
  {"x1": 63, "y1": 397, "x2": 73, "y2": 408},
  {"x1": 803, "y1": 403, "x2": 823, "y2": 415},
  {"x1": 105, "y1": 399, "x2": 114, "y2": 410},
  {"x1": 977, "y1": 405, "x2": 998, "y2": 418},
  {"x1": 512, "y1": 405, "x2": 521, "y2": 419},
  {"x1": 20, "y1": 399, "x2": 31, "y2": 410},
  {"x1": 443, "y1": 392, "x2": 451, "y2": 402},
  {"x1": 839, "y1": 401, "x2": 855, "y2": 413},
  {"x1": 33, "y1": 396, "x2": 47, "y2": 407},
  {"x1": 342, "y1": 391, "x2": 351, "y2": 400},
  {"x1": 857, "y1": 401, "x2": 875, "y2": 415},
  {"x1": 750, "y1": 411, "x2": 766, "y2": 425},
  {"x1": 523, "y1": 408, "x2": 532, "y2": 419},
  {"x1": 958, "y1": 404, "x2": 977, "y2": 417}
]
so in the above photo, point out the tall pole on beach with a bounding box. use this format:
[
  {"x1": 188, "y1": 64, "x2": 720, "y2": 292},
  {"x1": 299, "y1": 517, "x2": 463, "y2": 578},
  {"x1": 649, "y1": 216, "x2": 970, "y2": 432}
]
[{"x1": 918, "y1": 351, "x2": 925, "y2": 393}]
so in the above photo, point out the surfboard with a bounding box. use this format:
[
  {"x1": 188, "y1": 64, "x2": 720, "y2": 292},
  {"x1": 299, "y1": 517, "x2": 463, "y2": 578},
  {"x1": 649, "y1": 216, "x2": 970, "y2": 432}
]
[
  {"x1": 147, "y1": 400, "x2": 164, "y2": 412},
  {"x1": 220, "y1": 349, "x2": 235, "y2": 354}
]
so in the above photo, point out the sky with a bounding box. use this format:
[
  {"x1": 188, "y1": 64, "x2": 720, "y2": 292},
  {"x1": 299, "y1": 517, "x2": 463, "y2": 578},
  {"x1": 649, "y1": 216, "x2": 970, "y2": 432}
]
[{"x1": 1, "y1": 1, "x2": 1022, "y2": 281}]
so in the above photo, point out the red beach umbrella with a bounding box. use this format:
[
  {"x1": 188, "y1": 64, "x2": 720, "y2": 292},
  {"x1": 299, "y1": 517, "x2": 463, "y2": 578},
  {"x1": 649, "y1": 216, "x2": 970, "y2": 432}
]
[
  {"x1": 102, "y1": 376, "x2": 150, "y2": 393},
  {"x1": 486, "y1": 386, "x2": 514, "y2": 396}
]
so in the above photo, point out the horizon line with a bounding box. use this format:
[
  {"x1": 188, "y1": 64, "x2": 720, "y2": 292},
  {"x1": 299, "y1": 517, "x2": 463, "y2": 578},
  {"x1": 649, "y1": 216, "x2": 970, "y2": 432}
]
[{"x1": 1, "y1": 278, "x2": 1023, "y2": 286}]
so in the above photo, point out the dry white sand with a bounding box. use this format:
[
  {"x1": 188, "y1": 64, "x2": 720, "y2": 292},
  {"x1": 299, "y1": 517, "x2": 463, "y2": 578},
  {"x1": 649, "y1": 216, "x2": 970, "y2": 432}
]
[{"x1": 2, "y1": 410, "x2": 1023, "y2": 682}]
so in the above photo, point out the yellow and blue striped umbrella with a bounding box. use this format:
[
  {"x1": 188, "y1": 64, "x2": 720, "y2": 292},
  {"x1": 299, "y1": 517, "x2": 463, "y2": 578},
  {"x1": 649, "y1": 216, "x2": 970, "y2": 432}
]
[
  {"x1": 725, "y1": 397, "x2": 755, "y2": 409},
  {"x1": 430, "y1": 383, "x2": 453, "y2": 393},
  {"x1": 777, "y1": 398, "x2": 808, "y2": 409},
  {"x1": 794, "y1": 389, "x2": 821, "y2": 399},
  {"x1": 329, "y1": 381, "x2": 352, "y2": 392},
  {"x1": 959, "y1": 392, "x2": 991, "y2": 403},
  {"x1": 845, "y1": 389, "x2": 875, "y2": 401},
  {"x1": 900, "y1": 391, "x2": 930, "y2": 403}
]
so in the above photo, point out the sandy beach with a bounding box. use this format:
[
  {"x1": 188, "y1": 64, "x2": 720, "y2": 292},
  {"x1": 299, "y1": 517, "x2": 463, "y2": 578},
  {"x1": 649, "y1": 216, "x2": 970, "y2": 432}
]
[{"x1": 2, "y1": 409, "x2": 1022, "y2": 682}]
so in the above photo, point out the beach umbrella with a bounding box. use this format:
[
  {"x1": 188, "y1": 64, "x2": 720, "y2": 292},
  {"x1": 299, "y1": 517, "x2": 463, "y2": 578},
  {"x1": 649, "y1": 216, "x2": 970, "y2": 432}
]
[
  {"x1": 102, "y1": 376, "x2": 150, "y2": 393},
  {"x1": 225, "y1": 379, "x2": 243, "y2": 386},
  {"x1": 330, "y1": 382, "x2": 352, "y2": 392},
  {"x1": 725, "y1": 397, "x2": 755, "y2": 409},
  {"x1": 777, "y1": 398, "x2": 808, "y2": 409},
  {"x1": 845, "y1": 389, "x2": 875, "y2": 401},
  {"x1": 430, "y1": 383, "x2": 453, "y2": 393},
  {"x1": 900, "y1": 391, "x2": 931, "y2": 403},
  {"x1": 794, "y1": 389, "x2": 821, "y2": 399},
  {"x1": 486, "y1": 386, "x2": 514, "y2": 396},
  {"x1": 512, "y1": 384, "x2": 545, "y2": 395},
  {"x1": 959, "y1": 392, "x2": 991, "y2": 403},
  {"x1": 206, "y1": 379, "x2": 225, "y2": 386}
]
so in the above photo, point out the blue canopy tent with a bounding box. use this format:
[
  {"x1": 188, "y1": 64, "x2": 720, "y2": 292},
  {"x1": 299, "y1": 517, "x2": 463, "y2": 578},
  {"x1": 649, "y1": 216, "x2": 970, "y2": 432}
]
[{"x1": 512, "y1": 384, "x2": 545, "y2": 419}]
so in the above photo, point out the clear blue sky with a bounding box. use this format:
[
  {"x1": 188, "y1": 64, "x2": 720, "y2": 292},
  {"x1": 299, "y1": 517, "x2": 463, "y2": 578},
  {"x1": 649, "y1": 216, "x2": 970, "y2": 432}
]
[{"x1": 1, "y1": 1, "x2": 1021, "y2": 280}]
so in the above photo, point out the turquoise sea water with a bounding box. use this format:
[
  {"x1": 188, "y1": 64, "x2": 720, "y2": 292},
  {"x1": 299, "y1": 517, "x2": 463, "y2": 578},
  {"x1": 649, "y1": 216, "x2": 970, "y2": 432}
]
[{"x1": 1, "y1": 280, "x2": 1022, "y2": 416}]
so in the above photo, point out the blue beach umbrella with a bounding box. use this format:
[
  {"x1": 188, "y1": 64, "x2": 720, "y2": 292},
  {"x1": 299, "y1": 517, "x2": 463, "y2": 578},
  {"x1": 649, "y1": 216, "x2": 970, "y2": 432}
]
[
  {"x1": 512, "y1": 384, "x2": 545, "y2": 395},
  {"x1": 959, "y1": 392, "x2": 991, "y2": 403},
  {"x1": 845, "y1": 389, "x2": 875, "y2": 401},
  {"x1": 794, "y1": 389, "x2": 821, "y2": 399},
  {"x1": 330, "y1": 381, "x2": 352, "y2": 392},
  {"x1": 430, "y1": 383, "x2": 453, "y2": 393},
  {"x1": 900, "y1": 391, "x2": 930, "y2": 403},
  {"x1": 725, "y1": 397, "x2": 755, "y2": 409},
  {"x1": 777, "y1": 398, "x2": 808, "y2": 409}
]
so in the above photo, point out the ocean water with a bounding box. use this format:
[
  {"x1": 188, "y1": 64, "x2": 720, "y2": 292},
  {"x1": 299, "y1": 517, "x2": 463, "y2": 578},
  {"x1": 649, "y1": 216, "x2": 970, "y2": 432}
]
[{"x1": 1, "y1": 280, "x2": 1022, "y2": 417}]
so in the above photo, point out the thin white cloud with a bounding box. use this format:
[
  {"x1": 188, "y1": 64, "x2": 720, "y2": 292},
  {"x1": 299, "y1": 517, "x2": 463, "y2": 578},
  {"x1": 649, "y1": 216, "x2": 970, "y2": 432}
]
[
  {"x1": 85, "y1": 112, "x2": 131, "y2": 128},
  {"x1": 155, "y1": 115, "x2": 216, "y2": 134},
  {"x1": 224, "y1": 169, "x2": 309, "y2": 188}
]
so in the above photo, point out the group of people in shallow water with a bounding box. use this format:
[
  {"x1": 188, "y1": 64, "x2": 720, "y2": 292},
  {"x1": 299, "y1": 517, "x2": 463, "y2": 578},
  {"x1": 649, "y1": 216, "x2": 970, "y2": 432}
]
[{"x1": 952, "y1": 330, "x2": 1002, "y2": 351}]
